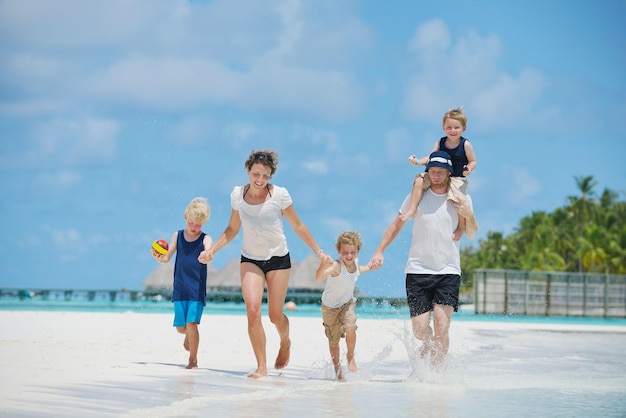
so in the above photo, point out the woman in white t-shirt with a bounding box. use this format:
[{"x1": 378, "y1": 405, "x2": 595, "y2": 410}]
[{"x1": 200, "y1": 150, "x2": 333, "y2": 378}]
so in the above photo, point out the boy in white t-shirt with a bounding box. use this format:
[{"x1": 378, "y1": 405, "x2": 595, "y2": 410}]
[{"x1": 315, "y1": 231, "x2": 378, "y2": 380}]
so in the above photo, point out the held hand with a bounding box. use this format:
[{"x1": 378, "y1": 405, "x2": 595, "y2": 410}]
[
  {"x1": 367, "y1": 260, "x2": 381, "y2": 271},
  {"x1": 198, "y1": 249, "x2": 214, "y2": 264},
  {"x1": 462, "y1": 165, "x2": 472, "y2": 177},
  {"x1": 408, "y1": 155, "x2": 418, "y2": 166},
  {"x1": 317, "y1": 251, "x2": 333, "y2": 266},
  {"x1": 368, "y1": 253, "x2": 384, "y2": 269}
]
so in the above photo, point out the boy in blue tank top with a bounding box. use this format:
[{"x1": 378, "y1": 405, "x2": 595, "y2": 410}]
[
  {"x1": 151, "y1": 197, "x2": 212, "y2": 369},
  {"x1": 401, "y1": 107, "x2": 478, "y2": 240}
]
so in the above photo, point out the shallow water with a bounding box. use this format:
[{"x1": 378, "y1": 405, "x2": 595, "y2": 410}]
[
  {"x1": 15, "y1": 320, "x2": 622, "y2": 418},
  {"x1": 2, "y1": 297, "x2": 625, "y2": 327},
  {"x1": 119, "y1": 325, "x2": 626, "y2": 418},
  {"x1": 2, "y1": 302, "x2": 625, "y2": 418}
]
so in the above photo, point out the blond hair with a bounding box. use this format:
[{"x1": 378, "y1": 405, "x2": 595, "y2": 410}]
[
  {"x1": 184, "y1": 197, "x2": 210, "y2": 224},
  {"x1": 334, "y1": 231, "x2": 363, "y2": 252},
  {"x1": 442, "y1": 107, "x2": 467, "y2": 129}
]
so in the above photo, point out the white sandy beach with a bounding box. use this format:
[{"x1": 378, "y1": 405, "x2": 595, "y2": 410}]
[{"x1": 1, "y1": 310, "x2": 625, "y2": 418}]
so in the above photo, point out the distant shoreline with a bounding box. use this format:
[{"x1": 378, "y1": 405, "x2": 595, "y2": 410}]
[{"x1": 1, "y1": 286, "x2": 471, "y2": 308}]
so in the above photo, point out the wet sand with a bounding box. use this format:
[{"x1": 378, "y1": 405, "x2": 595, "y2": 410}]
[{"x1": 1, "y1": 310, "x2": 625, "y2": 417}]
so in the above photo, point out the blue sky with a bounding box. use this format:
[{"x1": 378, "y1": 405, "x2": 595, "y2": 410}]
[{"x1": 1, "y1": 0, "x2": 624, "y2": 297}]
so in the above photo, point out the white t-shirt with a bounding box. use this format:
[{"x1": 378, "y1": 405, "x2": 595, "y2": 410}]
[
  {"x1": 230, "y1": 185, "x2": 293, "y2": 260},
  {"x1": 399, "y1": 189, "x2": 473, "y2": 275},
  {"x1": 321, "y1": 258, "x2": 360, "y2": 308}
]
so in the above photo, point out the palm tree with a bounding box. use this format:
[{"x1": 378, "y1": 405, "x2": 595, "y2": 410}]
[
  {"x1": 599, "y1": 188, "x2": 618, "y2": 209},
  {"x1": 460, "y1": 176, "x2": 624, "y2": 290},
  {"x1": 579, "y1": 224, "x2": 608, "y2": 273},
  {"x1": 550, "y1": 207, "x2": 577, "y2": 270},
  {"x1": 570, "y1": 175, "x2": 598, "y2": 272},
  {"x1": 518, "y1": 219, "x2": 565, "y2": 271}
]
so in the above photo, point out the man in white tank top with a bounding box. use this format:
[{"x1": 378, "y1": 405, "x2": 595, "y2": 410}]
[{"x1": 369, "y1": 151, "x2": 478, "y2": 370}]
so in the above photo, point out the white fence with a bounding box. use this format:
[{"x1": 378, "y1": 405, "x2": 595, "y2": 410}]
[{"x1": 473, "y1": 269, "x2": 626, "y2": 318}]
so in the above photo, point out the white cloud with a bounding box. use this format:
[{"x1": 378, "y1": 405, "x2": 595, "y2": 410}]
[
  {"x1": 0, "y1": 116, "x2": 119, "y2": 170},
  {"x1": 384, "y1": 127, "x2": 414, "y2": 161},
  {"x1": 0, "y1": 0, "x2": 162, "y2": 49},
  {"x1": 1, "y1": 0, "x2": 368, "y2": 121},
  {"x1": 92, "y1": 56, "x2": 243, "y2": 109},
  {"x1": 45, "y1": 225, "x2": 86, "y2": 257},
  {"x1": 242, "y1": 63, "x2": 363, "y2": 120},
  {"x1": 0, "y1": 99, "x2": 67, "y2": 118},
  {"x1": 164, "y1": 116, "x2": 217, "y2": 146},
  {"x1": 403, "y1": 20, "x2": 546, "y2": 132},
  {"x1": 35, "y1": 170, "x2": 83, "y2": 193},
  {"x1": 507, "y1": 167, "x2": 542, "y2": 204},
  {"x1": 265, "y1": 0, "x2": 304, "y2": 61},
  {"x1": 302, "y1": 159, "x2": 328, "y2": 175},
  {"x1": 471, "y1": 69, "x2": 545, "y2": 126},
  {"x1": 321, "y1": 217, "x2": 355, "y2": 234},
  {"x1": 17, "y1": 234, "x2": 42, "y2": 250},
  {"x1": 36, "y1": 117, "x2": 119, "y2": 165},
  {"x1": 222, "y1": 122, "x2": 264, "y2": 148},
  {"x1": 292, "y1": 125, "x2": 341, "y2": 151},
  {"x1": 408, "y1": 19, "x2": 450, "y2": 52},
  {"x1": 86, "y1": 54, "x2": 363, "y2": 119}
]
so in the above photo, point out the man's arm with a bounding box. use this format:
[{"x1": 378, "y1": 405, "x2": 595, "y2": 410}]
[{"x1": 369, "y1": 214, "x2": 407, "y2": 267}]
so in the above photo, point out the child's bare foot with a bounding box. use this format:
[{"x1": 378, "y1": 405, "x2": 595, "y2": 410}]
[
  {"x1": 183, "y1": 334, "x2": 190, "y2": 351},
  {"x1": 247, "y1": 367, "x2": 268, "y2": 379},
  {"x1": 347, "y1": 355, "x2": 357, "y2": 372},
  {"x1": 452, "y1": 226, "x2": 464, "y2": 241},
  {"x1": 274, "y1": 339, "x2": 291, "y2": 369},
  {"x1": 185, "y1": 361, "x2": 198, "y2": 370}
]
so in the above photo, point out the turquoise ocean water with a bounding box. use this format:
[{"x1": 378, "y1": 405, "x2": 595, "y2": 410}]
[
  {"x1": 3, "y1": 291, "x2": 626, "y2": 417},
  {"x1": 2, "y1": 292, "x2": 625, "y2": 327}
]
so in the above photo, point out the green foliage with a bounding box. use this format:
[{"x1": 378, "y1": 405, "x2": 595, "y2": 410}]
[{"x1": 461, "y1": 175, "x2": 626, "y2": 288}]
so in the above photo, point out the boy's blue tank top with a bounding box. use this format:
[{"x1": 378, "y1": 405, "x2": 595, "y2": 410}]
[
  {"x1": 172, "y1": 230, "x2": 207, "y2": 304},
  {"x1": 438, "y1": 137, "x2": 469, "y2": 177}
]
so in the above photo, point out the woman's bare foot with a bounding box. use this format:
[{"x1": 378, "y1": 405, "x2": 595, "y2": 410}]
[
  {"x1": 336, "y1": 367, "x2": 345, "y2": 381},
  {"x1": 185, "y1": 361, "x2": 198, "y2": 370},
  {"x1": 274, "y1": 339, "x2": 291, "y2": 369},
  {"x1": 347, "y1": 355, "x2": 357, "y2": 372},
  {"x1": 247, "y1": 368, "x2": 268, "y2": 379}
]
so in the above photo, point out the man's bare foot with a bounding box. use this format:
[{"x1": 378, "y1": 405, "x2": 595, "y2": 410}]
[
  {"x1": 274, "y1": 339, "x2": 291, "y2": 369},
  {"x1": 347, "y1": 355, "x2": 357, "y2": 372},
  {"x1": 183, "y1": 334, "x2": 190, "y2": 351},
  {"x1": 431, "y1": 355, "x2": 446, "y2": 372},
  {"x1": 420, "y1": 341, "x2": 433, "y2": 358},
  {"x1": 185, "y1": 361, "x2": 198, "y2": 370},
  {"x1": 247, "y1": 368, "x2": 268, "y2": 379}
]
